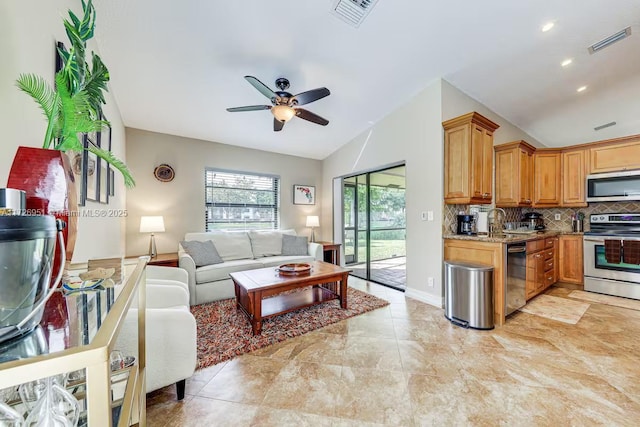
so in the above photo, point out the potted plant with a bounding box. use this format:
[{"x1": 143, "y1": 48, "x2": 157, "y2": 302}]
[
  {"x1": 7, "y1": 0, "x2": 133, "y2": 272},
  {"x1": 14, "y1": 0, "x2": 134, "y2": 187}
]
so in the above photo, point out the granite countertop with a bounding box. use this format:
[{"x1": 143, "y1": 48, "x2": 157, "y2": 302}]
[{"x1": 443, "y1": 230, "x2": 584, "y2": 243}]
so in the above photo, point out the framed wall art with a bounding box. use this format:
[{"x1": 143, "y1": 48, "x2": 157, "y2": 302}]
[
  {"x1": 83, "y1": 132, "x2": 100, "y2": 203},
  {"x1": 293, "y1": 185, "x2": 315, "y2": 205}
]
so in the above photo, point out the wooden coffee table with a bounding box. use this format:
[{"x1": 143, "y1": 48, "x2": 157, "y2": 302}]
[{"x1": 230, "y1": 261, "x2": 350, "y2": 335}]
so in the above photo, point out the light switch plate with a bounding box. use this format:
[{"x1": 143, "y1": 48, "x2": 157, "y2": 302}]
[
  {"x1": 554, "y1": 214, "x2": 561, "y2": 220},
  {"x1": 421, "y1": 211, "x2": 427, "y2": 221},
  {"x1": 427, "y1": 211, "x2": 434, "y2": 221}
]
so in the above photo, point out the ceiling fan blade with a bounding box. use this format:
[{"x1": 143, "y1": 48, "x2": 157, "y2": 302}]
[
  {"x1": 295, "y1": 108, "x2": 329, "y2": 126},
  {"x1": 274, "y1": 118, "x2": 284, "y2": 132},
  {"x1": 292, "y1": 87, "x2": 330, "y2": 105},
  {"x1": 226, "y1": 105, "x2": 271, "y2": 112},
  {"x1": 244, "y1": 76, "x2": 280, "y2": 102}
]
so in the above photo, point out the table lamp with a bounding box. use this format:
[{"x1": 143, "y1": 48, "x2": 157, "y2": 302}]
[
  {"x1": 139, "y1": 216, "x2": 165, "y2": 258},
  {"x1": 306, "y1": 215, "x2": 319, "y2": 243}
]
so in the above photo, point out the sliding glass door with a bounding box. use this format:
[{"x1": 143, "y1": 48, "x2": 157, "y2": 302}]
[{"x1": 343, "y1": 165, "x2": 406, "y2": 290}]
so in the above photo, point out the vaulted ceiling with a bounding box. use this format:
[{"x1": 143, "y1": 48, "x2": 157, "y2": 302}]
[{"x1": 94, "y1": 0, "x2": 640, "y2": 159}]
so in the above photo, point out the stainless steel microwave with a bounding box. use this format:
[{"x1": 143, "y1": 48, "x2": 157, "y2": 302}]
[{"x1": 586, "y1": 170, "x2": 640, "y2": 202}]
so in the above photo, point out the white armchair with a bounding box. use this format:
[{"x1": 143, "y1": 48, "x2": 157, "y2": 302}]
[{"x1": 117, "y1": 266, "x2": 197, "y2": 400}]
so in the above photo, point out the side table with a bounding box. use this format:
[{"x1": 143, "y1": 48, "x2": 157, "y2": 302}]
[
  {"x1": 316, "y1": 242, "x2": 341, "y2": 265},
  {"x1": 127, "y1": 252, "x2": 179, "y2": 268}
]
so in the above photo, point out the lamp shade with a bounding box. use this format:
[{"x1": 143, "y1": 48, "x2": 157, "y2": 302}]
[
  {"x1": 271, "y1": 105, "x2": 295, "y2": 122},
  {"x1": 306, "y1": 215, "x2": 320, "y2": 227},
  {"x1": 140, "y1": 216, "x2": 165, "y2": 233}
]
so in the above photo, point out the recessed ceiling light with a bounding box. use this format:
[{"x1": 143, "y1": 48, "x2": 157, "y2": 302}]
[
  {"x1": 561, "y1": 58, "x2": 573, "y2": 67},
  {"x1": 577, "y1": 86, "x2": 587, "y2": 92},
  {"x1": 541, "y1": 22, "x2": 555, "y2": 32}
]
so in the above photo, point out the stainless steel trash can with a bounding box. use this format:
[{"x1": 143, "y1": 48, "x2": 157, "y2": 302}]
[{"x1": 444, "y1": 261, "x2": 494, "y2": 330}]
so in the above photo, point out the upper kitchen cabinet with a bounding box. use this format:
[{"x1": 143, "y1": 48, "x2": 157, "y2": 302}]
[
  {"x1": 532, "y1": 149, "x2": 561, "y2": 207},
  {"x1": 494, "y1": 140, "x2": 535, "y2": 207},
  {"x1": 443, "y1": 112, "x2": 500, "y2": 204},
  {"x1": 589, "y1": 137, "x2": 640, "y2": 174},
  {"x1": 562, "y1": 148, "x2": 588, "y2": 207}
]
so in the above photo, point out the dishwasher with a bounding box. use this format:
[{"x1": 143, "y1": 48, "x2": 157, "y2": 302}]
[{"x1": 505, "y1": 242, "x2": 527, "y2": 316}]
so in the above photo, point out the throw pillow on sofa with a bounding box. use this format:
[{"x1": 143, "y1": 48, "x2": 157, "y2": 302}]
[
  {"x1": 248, "y1": 230, "x2": 285, "y2": 258},
  {"x1": 180, "y1": 240, "x2": 223, "y2": 267},
  {"x1": 282, "y1": 234, "x2": 308, "y2": 256}
]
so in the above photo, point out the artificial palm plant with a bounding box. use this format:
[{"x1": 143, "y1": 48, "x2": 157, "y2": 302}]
[{"x1": 16, "y1": 0, "x2": 134, "y2": 187}]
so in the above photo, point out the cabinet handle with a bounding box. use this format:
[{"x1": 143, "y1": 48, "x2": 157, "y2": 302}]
[
  {"x1": 535, "y1": 254, "x2": 542, "y2": 258},
  {"x1": 483, "y1": 193, "x2": 489, "y2": 198}
]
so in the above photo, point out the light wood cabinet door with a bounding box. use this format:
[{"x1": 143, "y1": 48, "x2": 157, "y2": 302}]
[
  {"x1": 443, "y1": 112, "x2": 499, "y2": 205},
  {"x1": 559, "y1": 235, "x2": 584, "y2": 284},
  {"x1": 495, "y1": 141, "x2": 534, "y2": 207},
  {"x1": 562, "y1": 149, "x2": 588, "y2": 207},
  {"x1": 533, "y1": 151, "x2": 561, "y2": 207},
  {"x1": 590, "y1": 140, "x2": 640, "y2": 174},
  {"x1": 444, "y1": 123, "x2": 471, "y2": 202},
  {"x1": 526, "y1": 250, "x2": 546, "y2": 298}
]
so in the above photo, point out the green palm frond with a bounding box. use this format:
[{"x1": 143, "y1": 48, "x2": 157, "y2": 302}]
[
  {"x1": 16, "y1": 74, "x2": 59, "y2": 148},
  {"x1": 85, "y1": 143, "x2": 135, "y2": 188},
  {"x1": 15, "y1": 74, "x2": 56, "y2": 121}
]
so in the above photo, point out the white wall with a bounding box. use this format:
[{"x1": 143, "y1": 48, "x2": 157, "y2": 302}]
[
  {"x1": 441, "y1": 80, "x2": 544, "y2": 147},
  {"x1": 322, "y1": 80, "x2": 443, "y2": 305},
  {"x1": 0, "y1": 0, "x2": 127, "y2": 262},
  {"x1": 125, "y1": 129, "x2": 323, "y2": 256}
]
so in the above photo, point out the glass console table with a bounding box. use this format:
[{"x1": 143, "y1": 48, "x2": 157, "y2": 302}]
[{"x1": 0, "y1": 257, "x2": 149, "y2": 426}]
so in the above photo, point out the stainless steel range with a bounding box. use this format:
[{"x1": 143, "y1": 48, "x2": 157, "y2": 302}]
[{"x1": 583, "y1": 213, "x2": 640, "y2": 300}]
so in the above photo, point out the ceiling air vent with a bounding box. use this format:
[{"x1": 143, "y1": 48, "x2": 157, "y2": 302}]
[
  {"x1": 331, "y1": 0, "x2": 380, "y2": 28},
  {"x1": 594, "y1": 121, "x2": 617, "y2": 131},
  {"x1": 588, "y1": 27, "x2": 632, "y2": 54}
]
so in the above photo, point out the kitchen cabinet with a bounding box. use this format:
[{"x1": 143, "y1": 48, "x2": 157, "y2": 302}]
[
  {"x1": 559, "y1": 235, "x2": 584, "y2": 284},
  {"x1": 0, "y1": 259, "x2": 149, "y2": 426},
  {"x1": 589, "y1": 139, "x2": 640, "y2": 174},
  {"x1": 562, "y1": 149, "x2": 588, "y2": 207},
  {"x1": 443, "y1": 112, "x2": 500, "y2": 204},
  {"x1": 526, "y1": 237, "x2": 557, "y2": 300},
  {"x1": 494, "y1": 140, "x2": 535, "y2": 207},
  {"x1": 532, "y1": 150, "x2": 561, "y2": 207}
]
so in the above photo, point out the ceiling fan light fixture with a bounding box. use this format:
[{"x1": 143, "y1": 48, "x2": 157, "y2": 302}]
[{"x1": 271, "y1": 105, "x2": 295, "y2": 122}]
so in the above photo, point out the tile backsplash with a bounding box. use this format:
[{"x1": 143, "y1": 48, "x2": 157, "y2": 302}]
[{"x1": 443, "y1": 201, "x2": 640, "y2": 233}]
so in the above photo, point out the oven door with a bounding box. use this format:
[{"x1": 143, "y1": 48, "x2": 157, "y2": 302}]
[{"x1": 583, "y1": 236, "x2": 640, "y2": 283}]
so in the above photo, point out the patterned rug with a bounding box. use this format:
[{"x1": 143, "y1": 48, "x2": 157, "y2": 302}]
[
  {"x1": 190, "y1": 287, "x2": 389, "y2": 369},
  {"x1": 519, "y1": 294, "x2": 590, "y2": 324}
]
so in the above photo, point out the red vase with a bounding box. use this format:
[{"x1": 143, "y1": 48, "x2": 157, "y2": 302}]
[{"x1": 7, "y1": 146, "x2": 78, "y2": 284}]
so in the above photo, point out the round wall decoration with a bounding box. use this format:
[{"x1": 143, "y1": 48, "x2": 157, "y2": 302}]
[{"x1": 154, "y1": 164, "x2": 175, "y2": 182}]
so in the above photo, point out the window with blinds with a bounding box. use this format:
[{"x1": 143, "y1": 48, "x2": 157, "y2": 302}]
[{"x1": 205, "y1": 169, "x2": 280, "y2": 231}]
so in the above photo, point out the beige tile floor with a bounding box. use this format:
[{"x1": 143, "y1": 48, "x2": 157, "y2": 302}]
[{"x1": 146, "y1": 278, "x2": 640, "y2": 426}]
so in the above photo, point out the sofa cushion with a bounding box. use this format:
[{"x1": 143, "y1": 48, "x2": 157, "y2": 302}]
[
  {"x1": 282, "y1": 234, "x2": 308, "y2": 256},
  {"x1": 209, "y1": 232, "x2": 254, "y2": 261},
  {"x1": 195, "y1": 259, "x2": 263, "y2": 283},
  {"x1": 248, "y1": 231, "x2": 284, "y2": 258},
  {"x1": 180, "y1": 240, "x2": 223, "y2": 267},
  {"x1": 259, "y1": 255, "x2": 315, "y2": 268}
]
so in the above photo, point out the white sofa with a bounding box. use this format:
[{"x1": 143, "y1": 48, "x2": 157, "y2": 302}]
[
  {"x1": 179, "y1": 230, "x2": 323, "y2": 305},
  {"x1": 117, "y1": 266, "x2": 197, "y2": 400}
]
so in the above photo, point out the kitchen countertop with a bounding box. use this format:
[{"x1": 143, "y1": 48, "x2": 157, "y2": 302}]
[{"x1": 443, "y1": 230, "x2": 584, "y2": 243}]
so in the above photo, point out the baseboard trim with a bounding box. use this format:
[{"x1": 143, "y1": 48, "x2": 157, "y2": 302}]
[{"x1": 405, "y1": 288, "x2": 443, "y2": 308}]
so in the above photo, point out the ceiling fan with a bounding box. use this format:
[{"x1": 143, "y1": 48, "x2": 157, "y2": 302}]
[{"x1": 226, "y1": 76, "x2": 330, "y2": 132}]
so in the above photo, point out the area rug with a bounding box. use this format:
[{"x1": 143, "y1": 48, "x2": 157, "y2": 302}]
[
  {"x1": 519, "y1": 294, "x2": 590, "y2": 324},
  {"x1": 568, "y1": 290, "x2": 640, "y2": 311},
  {"x1": 190, "y1": 287, "x2": 389, "y2": 369}
]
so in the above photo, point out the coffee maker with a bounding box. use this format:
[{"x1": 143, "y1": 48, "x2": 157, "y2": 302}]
[
  {"x1": 521, "y1": 212, "x2": 545, "y2": 230},
  {"x1": 456, "y1": 214, "x2": 476, "y2": 235}
]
